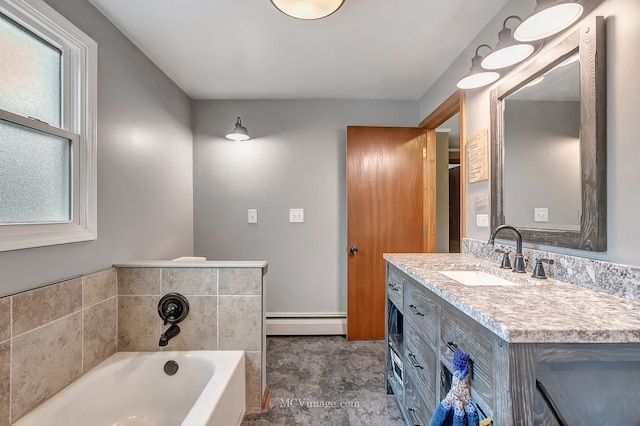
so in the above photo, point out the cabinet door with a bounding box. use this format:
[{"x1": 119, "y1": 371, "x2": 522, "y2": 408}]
[
  {"x1": 440, "y1": 307, "x2": 495, "y2": 413},
  {"x1": 404, "y1": 322, "x2": 437, "y2": 410},
  {"x1": 387, "y1": 265, "x2": 404, "y2": 312},
  {"x1": 405, "y1": 374, "x2": 433, "y2": 426},
  {"x1": 404, "y1": 279, "x2": 439, "y2": 347}
]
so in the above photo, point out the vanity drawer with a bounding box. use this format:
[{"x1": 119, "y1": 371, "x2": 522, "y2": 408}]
[
  {"x1": 404, "y1": 279, "x2": 439, "y2": 347},
  {"x1": 387, "y1": 266, "x2": 403, "y2": 310},
  {"x1": 404, "y1": 374, "x2": 433, "y2": 426},
  {"x1": 404, "y1": 323, "x2": 437, "y2": 410},
  {"x1": 440, "y1": 308, "x2": 494, "y2": 409}
]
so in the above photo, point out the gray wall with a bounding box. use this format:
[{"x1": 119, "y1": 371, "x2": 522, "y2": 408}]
[
  {"x1": 504, "y1": 100, "x2": 581, "y2": 229},
  {"x1": 419, "y1": 0, "x2": 640, "y2": 266},
  {"x1": 436, "y1": 132, "x2": 450, "y2": 252},
  {"x1": 192, "y1": 100, "x2": 418, "y2": 314},
  {"x1": 0, "y1": 0, "x2": 194, "y2": 297}
]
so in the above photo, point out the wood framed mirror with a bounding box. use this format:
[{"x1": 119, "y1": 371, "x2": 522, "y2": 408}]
[{"x1": 490, "y1": 16, "x2": 606, "y2": 251}]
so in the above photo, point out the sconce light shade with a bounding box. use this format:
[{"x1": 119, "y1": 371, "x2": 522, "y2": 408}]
[
  {"x1": 270, "y1": 0, "x2": 345, "y2": 20},
  {"x1": 457, "y1": 45, "x2": 500, "y2": 90},
  {"x1": 481, "y1": 16, "x2": 535, "y2": 70},
  {"x1": 514, "y1": 0, "x2": 584, "y2": 42},
  {"x1": 225, "y1": 117, "x2": 250, "y2": 141}
]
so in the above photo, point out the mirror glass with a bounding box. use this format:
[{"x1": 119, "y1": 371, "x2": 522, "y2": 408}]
[
  {"x1": 503, "y1": 53, "x2": 581, "y2": 231},
  {"x1": 490, "y1": 16, "x2": 606, "y2": 251}
]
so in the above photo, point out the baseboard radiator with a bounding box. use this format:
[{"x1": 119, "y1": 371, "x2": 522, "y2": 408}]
[{"x1": 266, "y1": 312, "x2": 346, "y2": 335}]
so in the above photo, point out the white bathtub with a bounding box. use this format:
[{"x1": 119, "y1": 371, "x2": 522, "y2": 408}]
[{"x1": 14, "y1": 351, "x2": 246, "y2": 426}]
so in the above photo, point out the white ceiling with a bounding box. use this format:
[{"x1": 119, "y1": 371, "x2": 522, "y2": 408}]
[{"x1": 88, "y1": 0, "x2": 510, "y2": 100}]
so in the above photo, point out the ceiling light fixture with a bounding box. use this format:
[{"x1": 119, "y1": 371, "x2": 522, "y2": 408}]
[
  {"x1": 270, "y1": 0, "x2": 345, "y2": 20},
  {"x1": 456, "y1": 45, "x2": 500, "y2": 90},
  {"x1": 481, "y1": 16, "x2": 535, "y2": 70},
  {"x1": 225, "y1": 117, "x2": 250, "y2": 141},
  {"x1": 514, "y1": 0, "x2": 584, "y2": 42}
]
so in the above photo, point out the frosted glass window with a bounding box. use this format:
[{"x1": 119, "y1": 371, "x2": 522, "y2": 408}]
[
  {"x1": 0, "y1": 119, "x2": 71, "y2": 223},
  {"x1": 0, "y1": 13, "x2": 61, "y2": 127}
]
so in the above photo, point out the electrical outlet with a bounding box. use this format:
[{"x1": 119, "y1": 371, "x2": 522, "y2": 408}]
[
  {"x1": 476, "y1": 214, "x2": 489, "y2": 227},
  {"x1": 248, "y1": 209, "x2": 258, "y2": 224},
  {"x1": 534, "y1": 208, "x2": 548, "y2": 222},
  {"x1": 289, "y1": 208, "x2": 304, "y2": 223}
]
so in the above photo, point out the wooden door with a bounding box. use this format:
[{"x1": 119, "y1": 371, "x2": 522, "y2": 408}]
[{"x1": 346, "y1": 126, "x2": 436, "y2": 340}]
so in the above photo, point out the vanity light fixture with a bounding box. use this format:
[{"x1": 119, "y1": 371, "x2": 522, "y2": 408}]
[
  {"x1": 481, "y1": 16, "x2": 535, "y2": 70},
  {"x1": 225, "y1": 117, "x2": 250, "y2": 141},
  {"x1": 270, "y1": 0, "x2": 345, "y2": 20},
  {"x1": 456, "y1": 44, "x2": 500, "y2": 90},
  {"x1": 514, "y1": 0, "x2": 584, "y2": 42}
]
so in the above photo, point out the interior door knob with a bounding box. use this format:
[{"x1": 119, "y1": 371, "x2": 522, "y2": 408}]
[{"x1": 349, "y1": 246, "x2": 358, "y2": 255}]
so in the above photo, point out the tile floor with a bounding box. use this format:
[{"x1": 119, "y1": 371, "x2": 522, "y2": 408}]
[{"x1": 242, "y1": 336, "x2": 405, "y2": 426}]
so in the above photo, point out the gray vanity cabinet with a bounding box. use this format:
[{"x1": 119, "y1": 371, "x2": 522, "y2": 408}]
[
  {"x1": 404, "y1": 270, "x2": 500, "y2": 421},
  {"x1": 387, "y1": 264, "x2": 511, "y2": 424},
  {"x1": 386, "y1": 261, "x2": 640, "y2": 425}
]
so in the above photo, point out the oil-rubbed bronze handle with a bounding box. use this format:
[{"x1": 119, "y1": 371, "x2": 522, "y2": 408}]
[
  {"x1": 408, "y1": 353, "x2": 424, "y2": 370},
  {"x1": 409, "y1": 304, "x2": 425, "y2": 316},
  {"x1": 388, "y1": 282, "x2": 400, "y2": 292},
  {"x1": 349, "y1": 246, "x2": 358, "y2": 255},
  {"x1": 446, "y1": 341, "x2": 458, "y2": 352},
  {"x1": 407, "y1": 408, "x2": 422, "y2": 426}
]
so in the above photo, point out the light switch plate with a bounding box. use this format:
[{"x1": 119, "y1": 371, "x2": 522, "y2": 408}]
[
  {"x1": 248, "y1": 209, "x2": 258, "y2": 224},
  {"x1": 476, "y1": 214, "x2": 489, "y2": 227},
  {"x1": 534, "y1": 208, "x2": 548, "y2": 222},
  {"x1": 289, "y1": 208, "x2": 304, "y2": 223}
]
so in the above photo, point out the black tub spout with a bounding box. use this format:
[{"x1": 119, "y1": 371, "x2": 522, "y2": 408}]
[{"x1": 159, "y1": 324, "x2": 181, "y2": 347}]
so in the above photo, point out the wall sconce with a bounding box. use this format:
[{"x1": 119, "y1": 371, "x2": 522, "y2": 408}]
[
  {"x1": 456, "y1": 45, "x2": 500, "y2": 90},
  {"x1": 481, "y1": 16, "x2": 535, "y2": 70},
  {"x1": 270, "y1": 0, "x2": 345, "y2": 20},
  {"x1": 514, "y1": 0, "x2": 584, "y2": 42},
  {"x1": 225, "y1": 117, "x2": 250, "y2": 141}
]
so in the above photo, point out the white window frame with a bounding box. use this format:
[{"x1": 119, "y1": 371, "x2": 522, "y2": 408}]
[{"x1": 0, "y1": 0, "x2": 97, "y2": 252}]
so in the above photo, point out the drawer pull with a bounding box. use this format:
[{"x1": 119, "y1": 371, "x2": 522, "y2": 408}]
[
  {"x1": 388, "y1": 283, "x2": 400, "y2": 292},
  {"x1": 407, "y1": 353, "x2": 424, "y2": 370},
  {"x1": 409, "y1": 304, "x2": 425, "y2": 316},
  {"x1": 407, "y1": 408, "x2": 422, "y2": 426},
  {"x1": 446, "y1": 341, "x2": 458, "y2": 352}
]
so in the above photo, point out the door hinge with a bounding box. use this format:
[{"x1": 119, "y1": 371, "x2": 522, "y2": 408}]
[{"x1": 422, "y1": 147, "x2": 426, "y2": 158}]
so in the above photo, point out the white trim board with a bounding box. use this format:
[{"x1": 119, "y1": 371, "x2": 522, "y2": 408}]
[{"x1": 266, "y1": 312, "x2": 346, "y2": 335}]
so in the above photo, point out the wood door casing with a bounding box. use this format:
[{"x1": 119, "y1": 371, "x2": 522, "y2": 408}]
[{"x1": 346, "y1": 126, "x2": 432, "y2": 340}]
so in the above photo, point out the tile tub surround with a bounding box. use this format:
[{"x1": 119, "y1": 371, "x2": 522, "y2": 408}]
[
  {"x1": 384, "y1": 253, "x2": 640, "y2": 344},
  {"x1": 463, "y1": 238, "x2": 640, "y2": 302},
  {"x1": 0, "y1": 269, "x2": 117, "y2": 425},
  {"x1": 114, "y1": 260, "x2": 268, "y2": 413}
]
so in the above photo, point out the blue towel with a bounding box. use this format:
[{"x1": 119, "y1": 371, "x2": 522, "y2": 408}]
[{"x1": 429, "y1": 351, "x2": 479, "y2": 426}]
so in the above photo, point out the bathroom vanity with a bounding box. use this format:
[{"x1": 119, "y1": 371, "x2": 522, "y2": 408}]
[{"x1": 384, "y1": 253, "x2": 640, "y2": 425}]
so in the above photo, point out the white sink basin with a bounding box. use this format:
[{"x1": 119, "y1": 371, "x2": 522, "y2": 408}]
[{"x1": 438, "y1": 270, "x2": 519, "y2": 286}]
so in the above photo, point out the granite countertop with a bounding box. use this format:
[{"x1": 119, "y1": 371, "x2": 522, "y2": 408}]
[{"x1": 384, "y1": 253, "x2": 640, "y2": 344}]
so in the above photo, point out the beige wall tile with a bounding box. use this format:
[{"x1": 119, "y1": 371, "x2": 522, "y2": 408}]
[
  {"x1": 83, "y1": 297, "x2": 117, "y2": 372},
  {"x1": 12, "y1": 278, "x2": 82, "y2": 336},
  {"x1": 245, "y1": 351, "x2": 262, "y2": 410},
  {"x1": 117, "y1": 268, "x2": 160, "y2": 295},
  {"x1": 0, "y1": 297, "x2": 10, "y2": 342},
  {"x1": 0, "y1": 341, "x2": 9, "y2": 426},
  {"x1": 83, "y1": 268, "x2": 116, "y2": 307},
  {"x1": 218, "y1": 296, "x2": 261, "y2": 350},
  {"x1": 118, "y1": 295, "x2": 161, "y2": 351},
  {"x1": 219, "y1": 268, "x2": 262, "y2": 295},
  {"x1": 11, "y1": 313, "x2": 82, "y2": 422},
  {"x1": 162, "y1": 268, "x2": 217, "y2": 295},
  {"x1": 161, "y1": 296, "x2": 217, "y2": 350}
]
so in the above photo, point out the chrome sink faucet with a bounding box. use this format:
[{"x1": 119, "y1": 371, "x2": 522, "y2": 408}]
[{"x1": 488, "y1": 224, "x2": 527, "y2": 273}]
